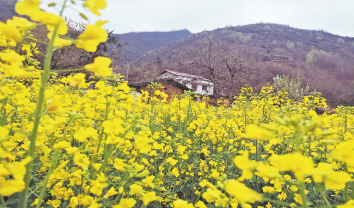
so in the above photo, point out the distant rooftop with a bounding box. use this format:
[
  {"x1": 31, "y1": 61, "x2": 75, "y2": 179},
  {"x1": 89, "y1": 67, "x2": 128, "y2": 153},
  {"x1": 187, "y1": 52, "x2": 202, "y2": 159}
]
[{"x1": 159, "y1": 70, "x2": 210, "y2": 81}]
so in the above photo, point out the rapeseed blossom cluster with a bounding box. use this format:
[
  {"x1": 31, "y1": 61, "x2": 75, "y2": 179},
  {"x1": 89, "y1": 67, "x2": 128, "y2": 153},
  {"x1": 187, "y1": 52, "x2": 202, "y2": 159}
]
[{"x1": 0, "y1": 1, "x2": 354, "y2": 208}]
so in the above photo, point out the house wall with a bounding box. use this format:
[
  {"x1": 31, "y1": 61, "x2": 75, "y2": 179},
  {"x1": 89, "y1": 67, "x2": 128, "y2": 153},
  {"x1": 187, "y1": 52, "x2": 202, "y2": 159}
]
[
  {"x1": 156, "y1": 72, "x2": 215, "y2": 96},
  {"x1": 185, "y1": 83, "x2": 213, "y2": 95},
  {"x1": 158, "y1": 73, "x2": 214, "y2": 95},
  {"x1": 137, "y1": 81, "x2": 186, "y2": 101}
]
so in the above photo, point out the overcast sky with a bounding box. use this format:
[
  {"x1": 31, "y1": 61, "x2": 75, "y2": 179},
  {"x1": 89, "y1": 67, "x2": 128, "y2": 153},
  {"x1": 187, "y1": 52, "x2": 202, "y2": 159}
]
[{"x1": 42, "y1": 0, "x2": 354, "y2": 37}]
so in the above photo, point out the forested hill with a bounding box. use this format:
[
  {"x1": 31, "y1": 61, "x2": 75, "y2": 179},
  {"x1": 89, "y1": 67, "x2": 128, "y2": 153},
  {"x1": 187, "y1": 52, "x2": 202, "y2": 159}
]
[
  {"x1": 124, "y1": 23, "x2": 354, "y2": 107},
  {"x1": 112, "y1": 30, "x2": 192, "y2": 65}
]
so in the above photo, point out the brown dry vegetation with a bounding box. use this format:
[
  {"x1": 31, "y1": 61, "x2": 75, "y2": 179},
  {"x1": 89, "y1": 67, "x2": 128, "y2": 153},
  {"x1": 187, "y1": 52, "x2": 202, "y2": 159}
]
[
  {"x1": 0, "y1": 0, "x2": 122, "y2": 79},
  {"x1": 121, "y1": 23, "x2": 354, "y2": 107},
  {"x1": 30, "y1": 20, "x2": 122, "y2": 77}
]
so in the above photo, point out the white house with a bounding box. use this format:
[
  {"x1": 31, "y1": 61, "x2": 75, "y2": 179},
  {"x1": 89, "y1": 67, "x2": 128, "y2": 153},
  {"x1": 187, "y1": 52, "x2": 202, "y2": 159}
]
[{"x1": 156, "y1": 70, "x2": 214, "y2": 96}]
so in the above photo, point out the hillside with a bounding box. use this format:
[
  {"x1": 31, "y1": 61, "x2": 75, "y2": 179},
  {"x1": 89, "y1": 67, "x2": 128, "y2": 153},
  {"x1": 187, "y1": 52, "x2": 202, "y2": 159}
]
[
  {"x1": 111, "y1": 30, "x2": 192, "y2": 66},
  {"x1": 0, "y1": 0, "x2": 19, "y2": 22},
  {"x1": 125, "y1": 23, "x2": 354, "y2": 107},
  {"x1": 1, "y1": 0, "x2": 353, "y2": 107}
]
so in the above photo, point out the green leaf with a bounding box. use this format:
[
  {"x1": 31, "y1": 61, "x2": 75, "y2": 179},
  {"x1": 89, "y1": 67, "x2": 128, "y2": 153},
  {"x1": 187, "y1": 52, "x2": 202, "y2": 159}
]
[{"x1": 314, "y1": 183, "x2": 326, "y2": 193}]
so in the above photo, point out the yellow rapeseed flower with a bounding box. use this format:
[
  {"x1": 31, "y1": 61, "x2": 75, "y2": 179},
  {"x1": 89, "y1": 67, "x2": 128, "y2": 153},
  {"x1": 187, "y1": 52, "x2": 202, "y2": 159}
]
[
  {"x1": 0, "y1": 126, "x2": 9, "y2": 141},
  {"x1": 113, "y1": 198, "x2": 136, "y2": 208},
  {"x1": 15, "y1": 0, "x2": 41, "y2": 16},
  {"x1": 0, "y1": 180, "x2": 25, "y2": 196},
  {"x1": 233, "y1": 151, "x2": 257, "y2": 181},
  {"x1": 75, "y1": 20, "x2": 108, "y2": 52},
  {"x1": 104, "y1": 187, "x2": 119, "y2": 199},
  {"x1": 202, "y1": 188, "x2": 221, "y2": 203},
  {"x1": 0, "y1": 50, "x2": 24, "y2": 65},
  {"x1": 337, "y1": 200, "x2": 354, "y2": 208},
  {"x1": 141, "y1": 192, "x2": 157, "y2": 205},
  {"x1": 269, "y1": 153, "x2": 314, "y2": 181},
  {"x1": 129, "y1": 184, "x2": 144, "y2": 195},
  {"x1": 224, "y1": 179, "x2": 262, "y2": 204},
  {"x1": 30, "y1": 11, "x2": 63, "y2": 27},
  {"x1": 69, "y1": 73, "x2": 86, "y2": 87},
  {"x1": 6, "y1": 17, "x2": 36, "y2": 31},
  {"x1": 83, "y1": 0, "x2": 107, "y2": 16},
  {"x1": 324, "y1": 171, "x2": 351, "y2": 190},
  {"x1": 244, "y1": 124, "x2": 274, "y2": 140},
  {"x1": 84, "y1": 56, "x2": 112, "y2": 77},
  {"x1": 113, "y1": 158, "x2": 127, "y2": 171},
  {"x1": 173, "y1": 199, "x2": 194, "y2": 208},
  {"x1": 73, "y1": 153, "x2": 90, "y2": 170}
]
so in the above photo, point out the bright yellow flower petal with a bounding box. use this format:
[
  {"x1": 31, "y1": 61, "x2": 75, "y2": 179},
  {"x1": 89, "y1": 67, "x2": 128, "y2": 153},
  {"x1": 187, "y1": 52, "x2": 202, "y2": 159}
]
[
  {"x1": 15, "y1": 0, "x2": 41, "y2": 16},
  {"x1": 83, "y1": 0, "x2": 107, "y2": 16},
  {"x1": 75, "y1": 21, "x2": 108, "y2": 52},
  {"x1": 0, "y1": 22, "x2": 22, "y2": 42},
  {"x1": 6, "y1": 17, "x2": 36, "y2": 31}
]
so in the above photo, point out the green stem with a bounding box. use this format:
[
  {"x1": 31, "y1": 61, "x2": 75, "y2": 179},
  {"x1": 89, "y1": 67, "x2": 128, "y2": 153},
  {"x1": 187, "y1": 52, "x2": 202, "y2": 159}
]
[
  {"x1": 18, "y1": 1, "x2": 68, "y2": 207},
  {"x1": 98, "y1": 122, "x2": 134, "y2": 173},
  {"x1": 149, "y1": 88, "x2": 156, "y2": 129},
  {"x1": 193, "y1": 187, "x2": 205, "y2": 205},
  {"x1": 343, "y1": 164, "x2": 348, "y2": 202},
  {"x1": 17, "y1": 40, "x2": 24, "y2": 53},
  {"x1": 25, "y1": 37, "x2": 49, "y2": 46},
  {"x1": 153, "y1": 145, "x2": 171, "y2": 186},
  {"x1": 0, "y1": 196, "x2": 6, "y2": 208},
  {"x1": 302, "y1": 140, "x2": 310, "y2": 158},
  {"x1": 344, "y1": 185, "x2": 348, "y2": 202},
  {"x1": 94, "y1": 94, "x2": 110, "y2": 164},
  {"x1": 299, "y1": 181, "x2": 308, "y2": 208},
  {"x1": 36, "y1": 152, "x2": 60, "y2": 208},
  {"x1": 344, "y1": 110, "x2": 348, "y2": 134},
  {"x1": 319, "y1": 191, "x2": 331, "y2": 208},
  {"x1": 244, "y1": 107, "x2": 247, "y2": 128},
  {"x1": 295, "y1": 127, "x2": 301, "y2": 152},
  {"x1": 1, "y1": 97, "x2": 8, "y2": 126},
  {"x1": 36, "y1": 118, "x2": 73, "y2": 208},
  {"x1": 182, "y1": 93, "x2": 191, "y2": 145},
  {"x1": 352, "y1": 181, "x2": 354, "y2": 200}
]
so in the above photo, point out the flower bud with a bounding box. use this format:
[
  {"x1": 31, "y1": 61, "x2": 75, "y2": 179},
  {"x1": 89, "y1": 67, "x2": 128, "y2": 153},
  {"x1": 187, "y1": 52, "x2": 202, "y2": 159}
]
[
  {"x1": 273, "y1": 116, "x2": 287, "y2": 126},
  {"x1": 306, "y1": 117, "x2": 321, "y2": 132},
  {"x1": 320, "y1": 130, "x2": 337, "y2": 137},
  {"x1": 80, "y1": 13, "x2": 89, "y2": 20},
  {"x1": 260, "y1": 123, "x2": 277, "y2": 131}
]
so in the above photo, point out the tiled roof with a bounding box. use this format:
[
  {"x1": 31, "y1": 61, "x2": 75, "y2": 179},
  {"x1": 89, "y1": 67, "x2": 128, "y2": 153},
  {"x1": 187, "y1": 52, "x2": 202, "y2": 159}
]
[{"x1": 159, "y1": 70, "x2": 210, "y2": 81}]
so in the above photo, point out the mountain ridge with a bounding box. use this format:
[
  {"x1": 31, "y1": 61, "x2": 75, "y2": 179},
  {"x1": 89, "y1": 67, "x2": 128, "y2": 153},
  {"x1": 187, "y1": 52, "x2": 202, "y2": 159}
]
[
  {"x1": 121, "y1": 23, "x2": 354, "y2": 107},
  {"x1": 111, "y1": 29, "x2": 192, "y2": 66},
  {"x1": 1, "y1": 0, "x2": 353, "y2": 106}
]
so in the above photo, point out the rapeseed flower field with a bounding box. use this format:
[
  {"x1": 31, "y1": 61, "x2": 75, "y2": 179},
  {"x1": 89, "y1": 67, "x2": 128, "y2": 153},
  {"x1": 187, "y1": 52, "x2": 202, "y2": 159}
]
[{"x1": 0, "y1": 1, "x2": 354, "y2": 207}]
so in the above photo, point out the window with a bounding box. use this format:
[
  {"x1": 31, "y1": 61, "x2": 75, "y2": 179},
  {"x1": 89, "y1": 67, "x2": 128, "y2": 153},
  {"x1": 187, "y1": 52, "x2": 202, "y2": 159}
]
[
  {"x1": 192, "y1": 84, "x2": 197, "y2": 91},
  {"x1": 202, "y1": 85, "x2": 207, "y2": 91}
]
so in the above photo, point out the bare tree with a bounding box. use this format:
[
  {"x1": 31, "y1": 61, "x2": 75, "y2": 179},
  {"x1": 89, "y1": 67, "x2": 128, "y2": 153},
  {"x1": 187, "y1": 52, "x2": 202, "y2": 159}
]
[
  {"x1": 219, "y1": 53, "x2": 252, "y2": 101},
  {"x1": 187, "y1": 36, "x2": 222, "y2": 102},
  {"x1": 185, "y1": 36, "x2": 257, "y2": 103}
]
